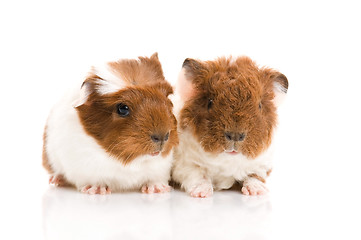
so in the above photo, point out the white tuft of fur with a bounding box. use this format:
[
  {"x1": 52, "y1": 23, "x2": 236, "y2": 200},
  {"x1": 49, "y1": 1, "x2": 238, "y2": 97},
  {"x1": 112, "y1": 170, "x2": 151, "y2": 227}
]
[
  {"x1": 72, "y1": 62, "x2": 128, "y2": 107},
  {"x1": 91, "y1": 63, "x2": 127, "y2": 95},
  {"x1": 46, "y1": 86, "x2": 172, "y2": 193}
]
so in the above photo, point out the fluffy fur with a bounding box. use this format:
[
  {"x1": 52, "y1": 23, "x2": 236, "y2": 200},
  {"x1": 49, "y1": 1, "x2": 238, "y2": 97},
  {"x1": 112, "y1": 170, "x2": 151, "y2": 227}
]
[
  {"x1": 43, "y1": 53, "x2": 178, "y2": 194},
  {"x1": 172, "y1": 56, "x2": 288, "y2": 197}
]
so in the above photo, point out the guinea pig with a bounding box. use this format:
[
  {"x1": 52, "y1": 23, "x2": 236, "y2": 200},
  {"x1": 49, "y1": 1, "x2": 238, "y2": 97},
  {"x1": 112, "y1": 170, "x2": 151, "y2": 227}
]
[
  {"x1": 171, "y1": 56, "x2": 288, "y2": 197},
  {"x1": 42, "y1": 53, "x2": 179, "y2": 194}
]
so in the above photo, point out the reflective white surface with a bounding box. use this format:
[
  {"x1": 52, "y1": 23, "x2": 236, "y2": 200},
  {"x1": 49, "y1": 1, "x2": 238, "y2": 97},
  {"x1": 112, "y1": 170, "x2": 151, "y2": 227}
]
[
  {"x1": 42, "y1": 188, "x2": 272, "y2": 240},
  {"x1": 38, "y1": 174, "x2": 361, "y2": 240},
  {"x1": 2, "y1": 171, "x2": 361, "y2": 240}
]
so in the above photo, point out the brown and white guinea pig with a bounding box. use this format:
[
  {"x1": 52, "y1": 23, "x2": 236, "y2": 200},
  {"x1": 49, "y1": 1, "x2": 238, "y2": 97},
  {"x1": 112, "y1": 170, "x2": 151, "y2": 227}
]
[
  {"x1": 171, "y1": 56, "x2": 288, "y2": 198},
  {"x1": 42, "y1": 53, "x2": 178, "y2": 194}
]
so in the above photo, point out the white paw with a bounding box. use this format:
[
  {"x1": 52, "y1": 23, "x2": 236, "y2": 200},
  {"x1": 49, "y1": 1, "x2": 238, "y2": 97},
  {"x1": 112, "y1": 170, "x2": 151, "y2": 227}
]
[
  {"x1": 189, "y1": 182, "x2": 213, "y2": 198},
  {"x1": 80, "y1": 185, "x2": 111, "y2": 195},
  {"x1": 241, "y1": 178, "x2": 268, "y2": 196},
  {"x1": 141, "y1": 183, "x2": 172, "y2": 194}
]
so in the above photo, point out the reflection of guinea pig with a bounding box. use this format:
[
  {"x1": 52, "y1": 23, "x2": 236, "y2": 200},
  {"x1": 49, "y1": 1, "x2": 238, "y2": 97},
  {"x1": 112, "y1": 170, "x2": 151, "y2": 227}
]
[
  {"x1": 172, "y1": 56, "x2": 288, "y2": 197},
  {"x1": 42, "y1": 188, "x2": 173, "y2": 239},
  {"x1": 43, "y1": 53, "x2": 178, "y2": 194}
]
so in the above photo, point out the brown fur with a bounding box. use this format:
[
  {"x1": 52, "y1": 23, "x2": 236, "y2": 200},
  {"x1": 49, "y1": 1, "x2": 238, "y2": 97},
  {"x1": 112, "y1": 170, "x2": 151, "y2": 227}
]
[
  {"x1": 180, "y1": 56, "x2": 288, "y2": 159},
  {"x1": 76, "y1": 54, "x2": 178, "y2": 164},
  {"x1": 108, "y1": 53, "x2": 166, "y2": 86}
]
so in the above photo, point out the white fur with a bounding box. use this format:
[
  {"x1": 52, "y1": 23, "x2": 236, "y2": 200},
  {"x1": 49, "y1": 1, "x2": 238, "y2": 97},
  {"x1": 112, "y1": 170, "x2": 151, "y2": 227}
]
[
  {"x1": 91, "y1": 63, "x2": 127, "y2": 95},
  {"x1": 45, "y1": 86, "x2": 172, "y2": 192},
  {"x1": 172, "y1": 129, "x2": 273, "y2": 194}
]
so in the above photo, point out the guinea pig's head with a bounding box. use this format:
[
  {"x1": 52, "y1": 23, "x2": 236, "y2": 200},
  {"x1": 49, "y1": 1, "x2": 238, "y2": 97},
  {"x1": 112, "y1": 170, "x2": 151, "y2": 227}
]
[
  {"x1": 74, "y1": 53, "x2": 178, "y2": 164},
  {"x1": 177, "y1": 56, "x2": 288, "y2": 159}
]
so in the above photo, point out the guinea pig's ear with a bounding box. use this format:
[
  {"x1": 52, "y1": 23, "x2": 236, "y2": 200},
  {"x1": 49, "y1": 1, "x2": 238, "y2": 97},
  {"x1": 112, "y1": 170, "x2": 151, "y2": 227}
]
[
  {"x1": 182, "y1": 58, "x2": 207, "y2": 83},
  {"x1": 73, "y1": 79, "x2": 95, "y2": 108},
  {"x1": 177, "y1": 58, "x2": 207, "y2": 102},
  {"x1": 272, "y1": 72, "x2": 289, "y2": 107}
]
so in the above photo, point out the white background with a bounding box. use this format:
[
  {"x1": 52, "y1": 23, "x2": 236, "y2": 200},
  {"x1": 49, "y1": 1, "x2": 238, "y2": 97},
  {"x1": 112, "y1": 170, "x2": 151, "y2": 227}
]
[{"x1": 1, "y1": 0, "x2": 360, "y2": 239}]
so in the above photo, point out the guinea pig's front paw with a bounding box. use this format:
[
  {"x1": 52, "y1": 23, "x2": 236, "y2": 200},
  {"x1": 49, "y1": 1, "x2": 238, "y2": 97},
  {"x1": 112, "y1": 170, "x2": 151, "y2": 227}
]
[
  {"x1": 241, "y1": 178, "x2": 268, "y2": 196},
  {"x1": 141, "y1": 183, "x2": 172, "y2": 194},
  {"x1": 189, "y1": 181, "x2": 213, "y2": 198},
  {"x1": 80, "y1": 185, "x2": 111, "y2": 195}
]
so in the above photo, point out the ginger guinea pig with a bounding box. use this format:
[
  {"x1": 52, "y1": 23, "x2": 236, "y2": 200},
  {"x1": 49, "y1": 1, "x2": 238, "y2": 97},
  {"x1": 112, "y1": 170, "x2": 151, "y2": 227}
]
[
  {"x1": 172, "y1": 56, "x2": 288, "y2": 197},
  {"x1": 43, "y1": 53, "x2": 178, "y2": 194}
]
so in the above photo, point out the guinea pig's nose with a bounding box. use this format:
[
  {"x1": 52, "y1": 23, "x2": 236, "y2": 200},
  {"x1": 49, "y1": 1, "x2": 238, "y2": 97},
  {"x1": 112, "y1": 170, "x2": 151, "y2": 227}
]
[
  {"x1": 151, "y1": 132, "x2": 170, "y2": 143},
  {"x1": 225, "y1": 132, "x2": 246, "y2": 142}
]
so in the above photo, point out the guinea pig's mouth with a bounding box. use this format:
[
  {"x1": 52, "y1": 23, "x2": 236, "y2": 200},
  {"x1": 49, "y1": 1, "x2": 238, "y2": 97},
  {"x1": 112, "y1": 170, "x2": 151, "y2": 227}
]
[
  {"x1": 224, "y1": 150, "x2": 239, "y2": 155},
  {"x1": 149, "y1": 151, "x2": 160, "y2": 156}
]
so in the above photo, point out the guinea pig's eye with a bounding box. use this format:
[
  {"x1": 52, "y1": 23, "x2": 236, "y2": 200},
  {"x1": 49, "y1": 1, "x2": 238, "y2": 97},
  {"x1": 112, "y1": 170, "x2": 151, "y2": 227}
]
[
  {"x1": 117, "y1": 103, "x2": 130, "y2": 117},
  {"x1": 207, "y1": 99, "x2": 213, "y2": 110},
  {"x1": 259, "y1": 103, "x2": 262, "y2": 110}
]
